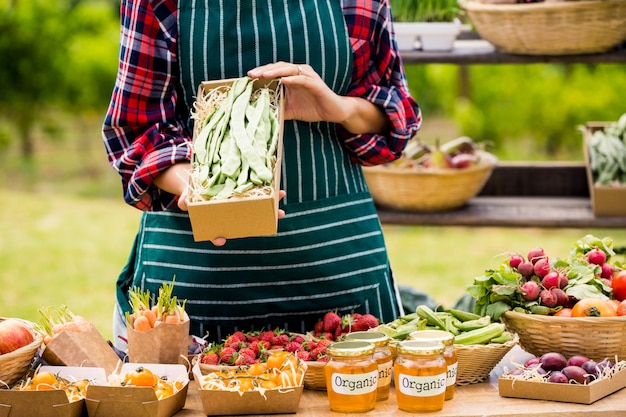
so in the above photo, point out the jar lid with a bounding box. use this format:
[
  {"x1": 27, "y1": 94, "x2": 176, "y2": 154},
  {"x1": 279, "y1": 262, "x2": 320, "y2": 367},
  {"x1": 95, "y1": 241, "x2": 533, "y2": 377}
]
[
  {"x1": 345, "y1": 331, "x2": 390, "y2": 347},
  {"x1": 408, "y1": 329, "x2": 455, "y2": 346},
  {"x1": 327, "y1": 341, "x2": 376, "y2": 357},
  {"x1": 396, "y1": 339, "x2": 445, "y2": 356}
]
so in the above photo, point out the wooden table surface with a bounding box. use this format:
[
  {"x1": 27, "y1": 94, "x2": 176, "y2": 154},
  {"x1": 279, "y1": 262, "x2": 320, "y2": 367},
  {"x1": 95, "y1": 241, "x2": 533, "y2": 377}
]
[{"x1": 175, "y1": 347, "x2": 626, "y2": 417}]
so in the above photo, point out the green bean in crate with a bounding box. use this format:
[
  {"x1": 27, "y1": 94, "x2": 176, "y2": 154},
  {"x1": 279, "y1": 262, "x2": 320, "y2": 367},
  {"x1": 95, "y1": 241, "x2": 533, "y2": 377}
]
[{"x1": 189, "y1": 76, "x2": 281, "y2": 201}]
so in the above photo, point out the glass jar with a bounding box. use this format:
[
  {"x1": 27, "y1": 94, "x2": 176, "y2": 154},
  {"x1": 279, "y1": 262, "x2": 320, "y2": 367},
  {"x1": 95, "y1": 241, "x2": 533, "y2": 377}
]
[
  {"x1": 345, "y1": 331, "x2": 393, "y2": 401},
  {"x1": 409, "y1": 329, "x2": 457, "y2": 400},
  {"x1": 394, "y1": 339, "x2": 447, "y2": 413},
  {"x1": 324, "y1": 341, "x2": 378, "y2": 413}
]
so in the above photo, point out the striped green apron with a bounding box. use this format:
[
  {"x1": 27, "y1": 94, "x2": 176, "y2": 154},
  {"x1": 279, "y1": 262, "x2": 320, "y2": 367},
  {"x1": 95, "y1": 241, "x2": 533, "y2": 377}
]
[{"x1": 114, "y1": 0, "x2": 402, "y2": 343}]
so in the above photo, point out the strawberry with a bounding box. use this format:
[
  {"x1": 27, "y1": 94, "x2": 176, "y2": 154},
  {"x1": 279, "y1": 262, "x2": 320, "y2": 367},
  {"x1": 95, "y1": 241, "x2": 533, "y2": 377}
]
[
  {"x1": 309, "y1": 347, "x2": 323, "y2": 361},
  {"x1": 322, "y1": 311, "x2": 341, "y2": 333},
  {"x1": 219, "y1": 346, "x2": 237, "y2": 365},
  {"x1": 285, "y1": 341, "x2": 303, "y2": 353},
  {"x1": 236, "y1": 347, "x2": 257, "y2": 365},
  {"x1": 351, "y1": 313, "x2": 379, "y2": 331},
  {"x1": 315, "y1": 338, "x2": 332, "y2": 349},
  {"x1": 200, "y1": 351, "x2": 219, "y2": 365},
  {"x1": 291, "y1": 334, "x2": 305, "y2": 344},
  {"x1": 313, "y1": 320, "x2": 324, "y2": 334},
  {"x1": 296, "y1": 350, "x2": 311, "y2": 361}
]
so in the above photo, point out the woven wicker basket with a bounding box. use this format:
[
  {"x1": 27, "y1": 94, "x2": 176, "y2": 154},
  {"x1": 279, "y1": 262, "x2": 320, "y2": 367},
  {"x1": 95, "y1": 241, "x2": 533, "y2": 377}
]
[
  {"x1": 502, "y1": 311, "x2": 626, "y2": 361},
  {"x1": 460, "y1": 0, "x2": 626, "y2": 56},
  {"x1": 363, "y1": 150, "x2": 497, "y2": 212},
  {"x1": 303, "y1": 361, "x2": 327, "y2": 390},
  {"x1": 0, "y1": 318, "x2": 43, "y2": 387},
  {"x1": 454, "y1": 336, "x2": 518, "y2": 385}
]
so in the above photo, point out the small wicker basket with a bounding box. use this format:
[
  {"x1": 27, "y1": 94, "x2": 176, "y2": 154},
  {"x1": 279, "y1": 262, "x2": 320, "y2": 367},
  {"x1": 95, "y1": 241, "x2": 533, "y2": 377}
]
[
  {"x1": 303, "y1": 361, "x2": 327, "y2": 390},
  {"x1": 460, "y1": 0, "x2": 626, "y2": 56},
  {"x1": 363, "y1": 150, "x2": 497, "y2": 212},
  {"x1": 454, "y1": 336, "x2": 518, "y2": 385},
  {"x1": 0, "y1": 318, "x2": 43, "y2": 387},
  {"x1": 502, "y1": 311, "x2": 626, "y2": 361}
]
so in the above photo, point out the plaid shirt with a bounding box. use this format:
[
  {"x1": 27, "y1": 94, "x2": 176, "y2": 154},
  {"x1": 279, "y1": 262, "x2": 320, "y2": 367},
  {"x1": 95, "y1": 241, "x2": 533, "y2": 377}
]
[{"x1": 103, "y1": 0, "x2": 422, "y2": 211}]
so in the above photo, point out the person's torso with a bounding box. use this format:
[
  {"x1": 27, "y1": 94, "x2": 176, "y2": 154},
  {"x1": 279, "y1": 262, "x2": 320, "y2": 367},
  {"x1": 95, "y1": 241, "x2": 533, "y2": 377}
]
[{"x1": 177, "y1": 0, "x2": 369, "y2": 205}]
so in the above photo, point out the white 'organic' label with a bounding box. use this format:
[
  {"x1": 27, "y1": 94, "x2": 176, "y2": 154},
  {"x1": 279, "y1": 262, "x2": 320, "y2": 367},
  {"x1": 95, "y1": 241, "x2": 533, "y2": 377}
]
[
  {"x1": 447, "y1": 362, "x2": 457, "y2": 386},
  {"x1": 330, "y1": 370, "x2": 378, "y2": 395},
  {"x1": 378, "y1": 361, "x2": 393, "y2": 387},
  {"x1": 397, "y1": 372, "x2": 446, "y2": 397}
]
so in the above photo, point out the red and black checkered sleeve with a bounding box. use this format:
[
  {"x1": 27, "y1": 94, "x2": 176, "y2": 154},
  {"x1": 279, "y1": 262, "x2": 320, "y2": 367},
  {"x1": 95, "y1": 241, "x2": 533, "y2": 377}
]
[
  {"x1": 340, "y1": 0, "x2": 422, "y2": 166},
  {"x1": 102, "y1": 0, "x2": 190, "y2": 211}
]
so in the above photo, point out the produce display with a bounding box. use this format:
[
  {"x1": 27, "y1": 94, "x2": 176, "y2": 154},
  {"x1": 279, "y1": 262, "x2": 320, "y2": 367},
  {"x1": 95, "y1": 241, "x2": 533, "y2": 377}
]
[
  {"x1": 387, "y1": 136, "x2": 486, "y2": 170},
  {"x1": 37, "y1": 305, "x2": 92, "y2": 345},
  {"x1": 502, "y1": 352, "x2": 625, "y2": 386},
  {"x1": 377, "y1": 304, "x2": 512, "y2": 346},
  {"x1": 110, "y1": 365, "x2": 186, "y2": 400},
  {"x1": 0, "y1": 319, "x2": 36, "y2": 354},
  {"x1": 188, "y1": 76, "x2": 281, "y2": 201},
  {"x1": 12, "y1": 370, "x2": 91, "y2": 401},
  {"x1": 126, "y1": 280, "x2": 188, "y2": 331},
  {"x1": 467, "y1": 234, "x2": 625, "y2": 320},
  {"x1": 197, "y1": 351, "x2": 305, "y2": 392},
  {"x1": 586, "y1": 112, "x2": 626, "y2": 186}
]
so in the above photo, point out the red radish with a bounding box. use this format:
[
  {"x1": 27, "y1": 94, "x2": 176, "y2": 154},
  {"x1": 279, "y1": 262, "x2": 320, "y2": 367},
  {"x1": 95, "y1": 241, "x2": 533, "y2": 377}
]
[
  {"x1": 521, "y1": 281, "x2": 540, "y2": 301},
  {"x1": 550, "y1": 288, "x2": 569, "y2": 307},
  {"x1": 557, "y1": 272, "x2": 568, "y2": 289},
  {"x1": 539, "y1": 289, "x2": 558, "y2": 307},
  {"x1": 587, "y1": 247, "x2": 607, "y2": 265},
  {"x1": 541, "y1": 271, "x2": 560, "y2": 289},
  {"x1": 527, "y1": 247, "x2": 545, "y2": 264},
  {"x1": 600, "y1": 263, "x2": 614, "y2": 279},
  {"x1": 517, "y1": 261, "x2": 534, "y2": 277},
  {"x1": 0, "y1": 319, "x2": 35, "y2": 354},
  {"x1": 533, "y1": 257, "x2": 551, "y2": 278},
  {"x1": 509, "y1": 253, "x2": 524, "y2": 269}
]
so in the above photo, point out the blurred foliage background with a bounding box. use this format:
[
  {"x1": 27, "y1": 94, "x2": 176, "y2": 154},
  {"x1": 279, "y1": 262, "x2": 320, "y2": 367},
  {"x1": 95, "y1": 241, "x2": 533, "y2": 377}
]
[{"x1": 2, "y1": 0, "x2": 626, "y2": 338}]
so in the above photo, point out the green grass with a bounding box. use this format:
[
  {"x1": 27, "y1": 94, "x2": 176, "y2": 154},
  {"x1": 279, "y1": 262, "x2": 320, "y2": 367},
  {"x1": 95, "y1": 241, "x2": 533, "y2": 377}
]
[{"x1": 3, "y1": 120, "x2": 626, "y2": 342}]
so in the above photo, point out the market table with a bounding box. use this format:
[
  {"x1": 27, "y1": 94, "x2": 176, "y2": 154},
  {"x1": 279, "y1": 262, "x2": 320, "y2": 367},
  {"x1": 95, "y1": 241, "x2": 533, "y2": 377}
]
[{"x1": 175, "y1": 347, "x2": 626, "y2": 417}]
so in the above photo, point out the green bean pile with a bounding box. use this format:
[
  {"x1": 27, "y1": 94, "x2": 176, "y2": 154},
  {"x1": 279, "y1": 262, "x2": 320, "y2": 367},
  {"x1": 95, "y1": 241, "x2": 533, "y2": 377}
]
[{"x1": 189, "y1": 76, "x2": 281, "y2": 201}]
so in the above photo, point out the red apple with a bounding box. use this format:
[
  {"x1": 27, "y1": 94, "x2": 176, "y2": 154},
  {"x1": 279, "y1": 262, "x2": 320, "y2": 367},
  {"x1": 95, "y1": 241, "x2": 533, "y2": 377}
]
[{"x1": 0, "y1": 319, "x2": 35, "y2": 354}]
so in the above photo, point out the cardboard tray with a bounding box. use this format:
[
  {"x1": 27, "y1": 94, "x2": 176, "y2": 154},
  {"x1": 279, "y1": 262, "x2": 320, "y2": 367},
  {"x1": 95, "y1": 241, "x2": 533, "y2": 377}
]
[
  {"x1": 0, "y1": 366, "x2": 107, "y2": 417},
  {"x1": 582, "y1": 122, "x2": 626, "y2": 217},
  {"x1": 85, "y1": 363, "x2": 189, "y2": 417},
  {"x1": 187, "y1": 77, "x2": 284, "y2": 242},
  {"x1": 192, "y1": 360, "x2": 303, "y2": 415},
  {"x1": 498, "y1": 367, "x2": 626, "y2": 404}
]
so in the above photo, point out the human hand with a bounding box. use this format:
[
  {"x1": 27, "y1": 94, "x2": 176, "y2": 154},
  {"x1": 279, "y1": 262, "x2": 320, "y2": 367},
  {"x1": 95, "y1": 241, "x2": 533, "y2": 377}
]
[{"x1": 247, "y1": 62, "x2": 348, "y2": 124}]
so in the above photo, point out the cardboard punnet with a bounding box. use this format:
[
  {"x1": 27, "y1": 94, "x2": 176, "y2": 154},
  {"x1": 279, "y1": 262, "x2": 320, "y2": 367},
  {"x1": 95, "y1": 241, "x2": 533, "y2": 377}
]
[
  {"x1": 192, "y1": 360, "x2": 304, "y2": 415},
  {"x1": 41, "y1": 322, "x2": 122, "y2": 376},
  {"x1": 186, "y1": 78, "x2": 284, "y2": 242},
  {"x1": 498, "y1": 367, "x2": 626, "y2": 404},
  {"x1": 85, "y1": 363, "x2": 189, "y2": 417},
  {"x1": 0, "y1": 366, "x2": 107, "y2": 417},
  {"x1": 582, "y1": 122, "x2": 626, "y2": 217}
]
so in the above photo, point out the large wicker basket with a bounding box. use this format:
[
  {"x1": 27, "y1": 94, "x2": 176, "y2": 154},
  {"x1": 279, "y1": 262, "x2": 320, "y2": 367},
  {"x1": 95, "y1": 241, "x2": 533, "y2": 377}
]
[
  {"x1": 0, "y1": 318, "x2": 43, "y2": 387},
  {"x1": 460, "y1": 0, "x2": 626, "y2": 56},
  {"x1": 363, "y1": 150, "x2": 497, "y2": 212},
  {"x1": 502, "y1": 311, "x2": 626, "y2": 361},
  {"x1": 455, "y1": 336, "x2": 518, "y2": 385}
]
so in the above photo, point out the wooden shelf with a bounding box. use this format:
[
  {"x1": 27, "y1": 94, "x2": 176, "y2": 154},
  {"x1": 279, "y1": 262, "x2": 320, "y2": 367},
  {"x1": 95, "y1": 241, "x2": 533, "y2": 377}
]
[
  {"x1": 400, "y1": 40, "x2": 626, "y2": 65},
  {"x1": 375, "y1": 162, "x2": 626, "y2": 228}
]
